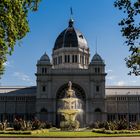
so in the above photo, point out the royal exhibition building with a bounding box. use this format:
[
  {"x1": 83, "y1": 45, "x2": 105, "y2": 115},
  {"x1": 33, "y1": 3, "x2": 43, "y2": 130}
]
[{"x1": 0, "y1": 18, "x2": 140, "y2": 127}]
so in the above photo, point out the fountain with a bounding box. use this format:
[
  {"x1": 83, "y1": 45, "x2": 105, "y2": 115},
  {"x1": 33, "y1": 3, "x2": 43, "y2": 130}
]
[{"x1": 58, "y1": 81, "x2": 82, "y2": 130}]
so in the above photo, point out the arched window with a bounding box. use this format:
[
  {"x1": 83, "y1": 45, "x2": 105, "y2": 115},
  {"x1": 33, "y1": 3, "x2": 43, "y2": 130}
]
[
  {"x1": 40, "y1": 108, "x2": 47, "y2": 113},
  {"x1": 94, "y1": 108, "x2": 101, "y2": 113}
]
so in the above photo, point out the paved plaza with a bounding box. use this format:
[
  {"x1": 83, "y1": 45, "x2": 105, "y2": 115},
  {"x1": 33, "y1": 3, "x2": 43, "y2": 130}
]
[{"x1": 0, "y1": 137, "x2": 140, "y2": 140}]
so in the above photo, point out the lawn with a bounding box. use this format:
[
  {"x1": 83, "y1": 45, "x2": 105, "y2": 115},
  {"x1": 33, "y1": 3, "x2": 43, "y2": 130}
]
[{"x1": 0, "y1": 130, "x2": 140, "y2": 137}]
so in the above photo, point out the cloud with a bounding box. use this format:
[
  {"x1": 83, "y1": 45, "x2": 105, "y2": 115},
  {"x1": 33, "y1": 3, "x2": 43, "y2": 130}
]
[
  {"x1": 13, "y1": 72, "x2": 35, "y2": 85},
  {"x1": 131, "y1": 80, "x2": 137, "y2": 83},
  {"x1": 107, "y1": 75, "x2": 117, "y2": 80},
  {"x1": 117, "y1": 81, "x2": 126, "y2": 86},
  {"x1": 106, "y1": 69, "x2": 113, "y2": 73}
]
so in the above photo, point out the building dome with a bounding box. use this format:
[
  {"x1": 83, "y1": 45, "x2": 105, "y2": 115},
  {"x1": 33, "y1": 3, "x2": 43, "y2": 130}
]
[
  {"x1": 53, "y1": 18, "x2": 88, "y2": 50},
  {"x1": 38, "y1": 52, "x2": 51, "y2": 65},
  {"x1": 40, "y1": 52, "x2": 50, "y2": 61},
  {"x1": 91, "y1": 53, "x2": 104, "y2": 64},
  {"x1": 52, "y1": 18, "x2": 90, "y2": 69}
]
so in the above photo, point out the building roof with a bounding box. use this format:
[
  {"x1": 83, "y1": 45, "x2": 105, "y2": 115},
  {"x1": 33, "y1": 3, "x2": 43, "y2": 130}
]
[
  {"x1": 106, "y1": 86, "x2": 140, "y2": 96},
  {"x1": 0, "y1": 86, "x2": 140, "y2": 96},
  {"x1": 0, "y1": 86, "x2": 36, "y2": 96},
  {"x1": 37, "y1": 52, "x2": 51, "y2": 65},
  {"x1": 90, "y1": 53, "x2": 104, "y2": 64},
  {"x1": 40, "y1": 52, "x2": 50, "y2": 61},
  {"x1": 53, "y1": 18, "x2": 88, "y2": 51}
]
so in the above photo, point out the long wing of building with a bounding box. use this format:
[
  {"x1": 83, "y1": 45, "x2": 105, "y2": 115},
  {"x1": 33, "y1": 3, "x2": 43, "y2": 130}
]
[{"x1": 0, "y1": 17, "x2": 140, "y2": 127}]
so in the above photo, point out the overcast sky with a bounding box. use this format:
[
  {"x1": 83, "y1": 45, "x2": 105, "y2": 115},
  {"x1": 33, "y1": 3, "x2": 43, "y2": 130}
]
[{"x1": 1, "y1": 0, "x2": 140, "y2": 86}]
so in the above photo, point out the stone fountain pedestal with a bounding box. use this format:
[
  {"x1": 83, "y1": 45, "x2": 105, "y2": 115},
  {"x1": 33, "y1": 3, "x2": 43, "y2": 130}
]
[{"x1": 58, "y1": 81, "x2": 82, "y2": 130}]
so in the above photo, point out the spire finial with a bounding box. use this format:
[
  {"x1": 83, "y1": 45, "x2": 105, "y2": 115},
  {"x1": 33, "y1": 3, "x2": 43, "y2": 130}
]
[{"x1": 69, "y1": 7, "x2": 74, "y2": 27}]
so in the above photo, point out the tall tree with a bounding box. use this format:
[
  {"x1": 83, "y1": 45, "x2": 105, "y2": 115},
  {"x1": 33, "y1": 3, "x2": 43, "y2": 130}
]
[
  {"x1": 114, "y1": 0, "x2": 140, "y2": 75},
  {"x1": 0, "y1": 0, "x2": 41, "y2": 77}
]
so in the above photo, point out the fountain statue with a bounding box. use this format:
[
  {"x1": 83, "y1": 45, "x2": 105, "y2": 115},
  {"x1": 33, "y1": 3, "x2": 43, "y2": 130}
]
[{"x1": 58, "y1": 81, "x2": 82, "y2": 130}]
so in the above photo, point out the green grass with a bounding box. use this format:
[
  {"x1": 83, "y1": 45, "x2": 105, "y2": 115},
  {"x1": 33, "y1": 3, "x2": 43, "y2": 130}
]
[
  {"x1": 0, "y1": 130, "x2": 140, "y2": 137},
  {"x1": 33, "y1": 131, "x2": 140, "y2": 137}
]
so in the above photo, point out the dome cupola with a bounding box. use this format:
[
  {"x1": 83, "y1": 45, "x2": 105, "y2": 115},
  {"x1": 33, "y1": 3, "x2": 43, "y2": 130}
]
[
  {"x1": 37, "y1": 52, "x2": 51, "y2": 65},
  {"x1": 52, "y1": 18, "x2": 90, "y2": 69},
  {"x1": 53, "y1": 18, "x2": 88, "y2": 51},
  {"x1": 91, "y1": 53, "x2": 104, "y2": 64}
]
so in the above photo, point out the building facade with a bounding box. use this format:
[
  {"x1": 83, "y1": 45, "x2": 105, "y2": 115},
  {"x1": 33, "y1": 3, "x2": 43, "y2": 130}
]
[{"x1": 0, "y1": 18, "x2": 140, "y2": 126}]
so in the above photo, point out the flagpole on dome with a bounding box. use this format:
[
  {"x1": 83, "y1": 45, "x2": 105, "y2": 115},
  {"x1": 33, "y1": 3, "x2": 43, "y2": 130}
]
[
  {"x1": 70, "y1": 7, "x2": 73, "y2": 19},
  {"x1": 95, "y1": 37, "x2": 98, "y2": 54}
]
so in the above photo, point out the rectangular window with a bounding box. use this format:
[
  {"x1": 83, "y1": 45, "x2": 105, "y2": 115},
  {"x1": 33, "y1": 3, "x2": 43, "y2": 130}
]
[
  {"x1": 60, "y1": 56, "x2": 62, "y2": 63},
  {"x1": 65, "y1": 55, "x2": 70, "y2": 63},
  {"x1": 72, "y1": 55, "x2": 74, "y2": 63},
  {"x1": 65, "y1": 55, "x2": 67, "y2": 63},
  {"x1": 68, "y1": 55, "x2": 70, "y2": 63},
  {"x1": 42, "y1": 86, "x2": 46, "y2": 92},
  {"x1": 95, "y1": 67, "x2": 100, "y2": 73},
  {"x1": 75, "y1": 55, "x2": 77, "y2": 63},
  {"x1": 53, "y1": 58, "x2": 58, "y2": 65},
  {"x1": 96, "y1": 86, "x2": 100, "y2": 92},
  {"x1": 44, "y1": 68, "x2": 47, "y2": 73},
  {"x1": 98, "y1": 68, "x2": 100, "y2": 73},
  {"x1": 72, "y1": 55, "x2": 77, "y2": 63},
  {"x1": 58, "y1": 56, "x2": 62, "y2": 64},
  {"x1": 95, "y1": 68, "x2": 97, "y2": 73},
  {"x1": 42, "y1": 68, "x2": 44, "y2": 74}
]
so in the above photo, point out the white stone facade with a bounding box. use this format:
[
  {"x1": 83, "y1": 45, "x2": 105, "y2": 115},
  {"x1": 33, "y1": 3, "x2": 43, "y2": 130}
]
[{"x1": 0, "y1": 18, "x2": 140, "y2": 127}]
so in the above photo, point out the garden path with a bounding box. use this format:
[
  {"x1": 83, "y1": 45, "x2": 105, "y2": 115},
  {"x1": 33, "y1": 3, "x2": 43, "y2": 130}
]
[{"x1": 0, "y1": 137, "x2": 140, "y2": 140}]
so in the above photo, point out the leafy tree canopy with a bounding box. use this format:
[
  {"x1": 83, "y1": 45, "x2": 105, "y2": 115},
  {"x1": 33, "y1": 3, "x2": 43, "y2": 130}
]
[
  {"x1": 114, "y1": 0, "x2": 140, "y2": 76},
  {"x1": 0, "y1": 0, "x2": 41, "y2": 77}
]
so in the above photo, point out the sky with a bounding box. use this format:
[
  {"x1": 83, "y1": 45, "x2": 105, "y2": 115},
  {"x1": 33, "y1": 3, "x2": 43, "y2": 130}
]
[{"x1": 0, "y1": 0, "x2": 140, "y2": 86}]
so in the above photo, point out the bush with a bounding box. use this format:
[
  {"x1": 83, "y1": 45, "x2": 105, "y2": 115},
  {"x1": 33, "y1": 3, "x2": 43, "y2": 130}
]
[
  {"x1": 45, "y1": 122, "x2": 52, "y2": 129},
  {"x1": 117, "y1": 119, "x2": 128, "y2": 130},
  {"x1": 89, "y1": 122, "x2": 99, "y2": 129},
  {"x1": 13, "y1": 119, "x2": 24, "y2": 131},
  {"x1": 90, "y1": 119, "x2": 140, "y2": 131},
  {"x1": 32, "y1": 119, "x2": 41, "y2": 130}
]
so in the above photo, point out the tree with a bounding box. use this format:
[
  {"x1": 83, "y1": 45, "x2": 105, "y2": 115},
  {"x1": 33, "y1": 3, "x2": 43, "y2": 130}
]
[
  {"x1": 114, "y1": 0, "x2": 140, "y2": 75},
  {"x1": 0, "y1": 0, "x2": 41, "y2": 77}
]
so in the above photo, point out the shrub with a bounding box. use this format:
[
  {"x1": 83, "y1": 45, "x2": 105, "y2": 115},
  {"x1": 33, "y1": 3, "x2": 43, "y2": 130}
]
[
  {"x1": 0, "y1": 123, "x2": 3, "y2": 130},
  {"x1": 89, "y1": 122, "x2": 99, "y2": 129},
  {"x1": 45, "y1": 122, "x2": 52, "y2": 129},
  {"x1": 89, "y1": 119, "x2": 140, "y2": 131},
  {"x1": 32, "y1": 119, "x2": 41, "y2": 130},
  {"x1": 13, "y1": 119, "x2": 23, "y2": 131}
]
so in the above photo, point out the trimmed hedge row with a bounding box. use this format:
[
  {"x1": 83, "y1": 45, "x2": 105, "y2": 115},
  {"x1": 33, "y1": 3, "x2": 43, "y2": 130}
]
[
  {"x1": 0, "y1": 131, "x2": 31, "y2": 134},
  {"x1": 92, "y1": 128, "x2": 140, "y2": 134}
]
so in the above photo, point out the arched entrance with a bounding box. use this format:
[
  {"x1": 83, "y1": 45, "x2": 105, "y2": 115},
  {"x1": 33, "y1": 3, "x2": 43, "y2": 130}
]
[
  {"x1": 56, "y1": 83, "x2": 86, "y2": 127},
  {"x1": 94, "y1": 108, "x2": 102, "y2": 122}
]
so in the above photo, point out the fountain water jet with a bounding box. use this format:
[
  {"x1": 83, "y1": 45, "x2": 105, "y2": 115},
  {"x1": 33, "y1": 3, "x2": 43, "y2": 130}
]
[{"x1": 58, "y1": 81, "x2": 83, "y2": 130}]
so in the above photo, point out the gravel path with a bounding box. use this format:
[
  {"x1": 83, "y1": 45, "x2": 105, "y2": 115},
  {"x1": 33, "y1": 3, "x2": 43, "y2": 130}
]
[{"x1": 0, "y1": 137, "x2": 140, "y2": 140}]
